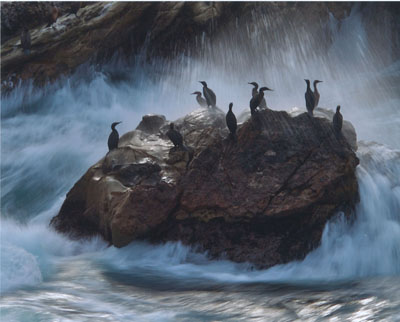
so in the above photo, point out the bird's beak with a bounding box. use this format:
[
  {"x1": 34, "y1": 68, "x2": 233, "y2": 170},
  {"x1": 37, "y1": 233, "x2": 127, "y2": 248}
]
[{"x1": 191, "y1": 92, "x2": 196, "y2": 95}]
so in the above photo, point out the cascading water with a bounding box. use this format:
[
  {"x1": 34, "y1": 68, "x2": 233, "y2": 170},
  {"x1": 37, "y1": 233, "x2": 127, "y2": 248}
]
[{"x1": 1, "y1": 5, "x2": 400, "y2": 321}]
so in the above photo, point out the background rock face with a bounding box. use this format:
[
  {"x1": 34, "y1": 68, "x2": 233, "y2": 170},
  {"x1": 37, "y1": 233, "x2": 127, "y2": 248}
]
[
  {"x1": 51, "y1": 108, "x2": 359, "y2": 268},
  {"x1": 2, "y1": 2, "x2": 399, "y2": 91},
  {"x1": 1, "y1": 2, "x2": 82, "y2": 43}
]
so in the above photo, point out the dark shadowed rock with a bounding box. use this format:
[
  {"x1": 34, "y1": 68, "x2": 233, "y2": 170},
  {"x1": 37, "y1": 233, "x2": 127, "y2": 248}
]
[{"x1": 51, "y1": 107, "x2": 359, "y2": 268}]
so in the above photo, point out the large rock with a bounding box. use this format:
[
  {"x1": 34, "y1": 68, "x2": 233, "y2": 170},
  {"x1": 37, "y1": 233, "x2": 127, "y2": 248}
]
[{"x1": 51, "y1": 107, "x2": 359, "y2": 268}]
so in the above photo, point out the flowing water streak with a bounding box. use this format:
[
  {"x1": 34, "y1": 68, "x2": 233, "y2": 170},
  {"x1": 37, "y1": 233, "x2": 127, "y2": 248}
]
[{"x1": 0, "y1": 4, "x2": 400, "y2": 320}]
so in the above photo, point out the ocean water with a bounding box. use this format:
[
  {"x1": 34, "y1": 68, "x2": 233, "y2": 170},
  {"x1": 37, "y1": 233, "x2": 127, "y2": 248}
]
[{"x1": 1, "y1": 5, "x2": 400, "y2": 321}]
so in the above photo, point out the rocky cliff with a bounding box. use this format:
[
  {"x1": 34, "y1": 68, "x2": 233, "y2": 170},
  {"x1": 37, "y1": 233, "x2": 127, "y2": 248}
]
[
  {"x1": 2, "y1": 2, "x2": 398, "y2": 92},
  {"x1": 51, "y1": 107, "x2": 359, "y2": 268}
]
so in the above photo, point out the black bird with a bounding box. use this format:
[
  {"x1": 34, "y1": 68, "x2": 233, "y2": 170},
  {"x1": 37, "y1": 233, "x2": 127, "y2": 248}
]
[
  {"x1": 108, "y1": 122, "x2": 121, "y2": 151},
  {"x1": 166, "y1": 123, "x2": 183, "y2": 148},
  {"x1": 46, "y1": 3, "x2": 59, "y2": 28},
  {"x1": 199, "y1": 81, "x2": 216, "y2": 108},
  {"x1": 248, "y1": 82, "x2": 267, "y2": 109},
  {"x1": 20, "y1": 27, "x2": 31, "y2": 55},
  {"x1": 191, "y1": 91, "x2": 208, "y2": 108},
  {"x1": 313, "y1": 80, "x2": 323, "y2": 108},
  {"x1": 249, "y1": 86, "x2": 273, "y2": 115},
  {"x1": 333, "y1": 105, "x2": 343, "y2": 133},
  {"x1": 226, "y1": 102, "x2": 237, "y2": 139},
  {"x1": 69, "y1": 2, "x2": 81, "y2": 18},
  {"x1": 305, "y1": 79, "x2": 315, "y2": 116}
]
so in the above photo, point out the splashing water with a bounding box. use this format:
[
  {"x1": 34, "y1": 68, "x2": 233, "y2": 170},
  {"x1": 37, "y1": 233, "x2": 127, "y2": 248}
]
[{"x1": 1, "y1": 4, "x2": 400, "y2": 321}]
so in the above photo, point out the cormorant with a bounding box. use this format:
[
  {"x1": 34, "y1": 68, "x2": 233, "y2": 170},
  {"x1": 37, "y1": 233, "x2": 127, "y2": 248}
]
[
  {"x1": 191, "y1": 91, "x2": 208, "y2": 108},
  {"x1": 248, "y1": 82, "x2": 267, "y2": 109},
  {"x1": 249, "y1": 86, "x2": 273, "y2": 115},
  {"x1": 304, "y1": 79, "x2": 315, "y2": 116},
  {"x1": 226, "y1": 102, "x2": 237, "y2": 139},
  {"x1": 166, "y1": 123, "x2": 183, "y2": 148},
  {"x1": 20, "y1": 27, "x2": 31, "y2": 55},
  {"x1": 199, "y1": 81, "x2": 216, "y2": 108},
  {"x1": 333, "y1": 105, "x2": 343, "y2": 133},
  {"x1": 47, "y1": 4, "x2": 59, "y2": 28},
  {"x1": 69, "y1": 2, "x2": 81, "y2": 18},
  {"x1": 108, "y1": 122, "x2": 121, "y2": 151},
  {"x1": 313, "y1": 80, "x2": 323, "y2": 108}
]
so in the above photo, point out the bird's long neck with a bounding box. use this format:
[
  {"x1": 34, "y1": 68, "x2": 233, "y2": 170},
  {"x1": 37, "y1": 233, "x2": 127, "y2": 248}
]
[
  {"x1": 313, "y1": 82, "x2": 319, "y2": 93},
  {"x1": 196, "y1": 93, "x2": 201, "y2": 98}
]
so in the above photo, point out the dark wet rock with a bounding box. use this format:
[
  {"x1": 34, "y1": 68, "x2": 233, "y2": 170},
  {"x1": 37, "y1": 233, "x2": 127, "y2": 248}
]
[
  {"x1": 111, "y1": 163, "x2": 162, "y2": 187},
  {"x1": 136, "y1": 114, "x2": 167, "y2": 135},
  {"x1": 51, "y1": 107, "x2": 359, "y2": 268}
]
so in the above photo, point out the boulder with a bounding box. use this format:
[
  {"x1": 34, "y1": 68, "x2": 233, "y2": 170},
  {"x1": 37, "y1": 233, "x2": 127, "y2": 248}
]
[{"x1": 51, "y1": 107, "x2": 359, "y2": 268}]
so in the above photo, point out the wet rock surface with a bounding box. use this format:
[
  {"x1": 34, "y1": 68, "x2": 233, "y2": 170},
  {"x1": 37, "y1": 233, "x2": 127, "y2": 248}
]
[{"x1": 51, "y1": 107, "x2": 359, "y2": 268}]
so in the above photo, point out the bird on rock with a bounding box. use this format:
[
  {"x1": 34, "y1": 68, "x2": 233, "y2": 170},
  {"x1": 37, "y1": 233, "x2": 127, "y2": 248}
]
[
  {"x1": 333, "y1": 105, "x2": 343, "y2": 134},
  {"x1": 226, "y1": 102, "x2": 237, "y2": 140},
  {"x1": 191, "y1": 91, "x2": 208, "y2": 108},
  {"x1": 248, "y1": 82, "x2": 267, "y2": 109},
  {"x1": 166, "y1": 123, "x2": 184, "y2": 149},
  {"x1": 108, "y1": 122, "x2": 121, "y2": 151},
  {"x1": 199, "y1": 81, "x2": 216, "y2": 108},
  {"x1": 250, "y1": 86, "x2": 273, "y2": 115},
  {"x1": 313, "y1": 80, "x2": 323, "y2": 109},
  {"x1": 304, "y1": 79, "x2": 315, "y2": 116}
]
